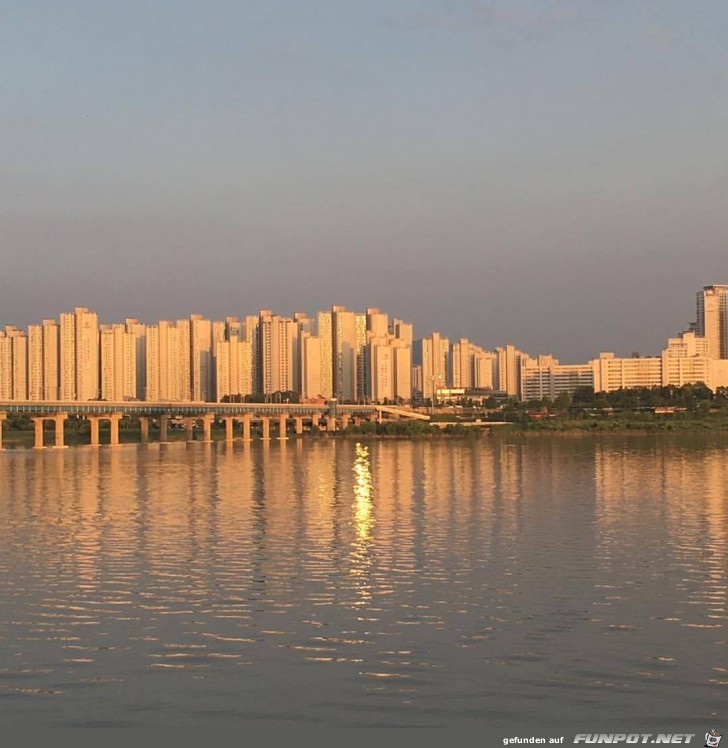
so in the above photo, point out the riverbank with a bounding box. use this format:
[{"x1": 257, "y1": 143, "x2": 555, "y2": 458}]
[
  {"x1": 6, "y1": 417, "x2": 728, "y2": 449},
  {"x1": 505, "y1": 413, "x2": 728, "y2": 432}
]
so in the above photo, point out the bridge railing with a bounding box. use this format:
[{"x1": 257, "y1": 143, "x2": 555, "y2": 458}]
[{"x1": 0, "y1": 401, "x2": 429, "y2": 421}]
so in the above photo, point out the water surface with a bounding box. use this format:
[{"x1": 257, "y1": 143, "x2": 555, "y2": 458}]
[{"x1": 0, "y1": 436, "x2": 726, "y2": 727}]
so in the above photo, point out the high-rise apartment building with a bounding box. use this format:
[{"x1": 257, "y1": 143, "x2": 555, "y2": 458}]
[
  {"x1": 332, "y1": 306, "x2": 358, "y2": 402},
  {"x1": 696, "y1": 285, "x2": 728, "y2": 359},
  {"x1": 40, "y1": 319, "x2": 60, "y2": 400},
  {"x1": 368, "y1": 337, "x2": 393, "y2": 402},
  {"x1": 190, "y1": 314, "x2": 212, "y2": 401},
  {"x1": 367, "y1": 308, "x2": 389, "y2": 339},
  {"x1": 215, "y1": 336, "x2": 253, "y2": 401},
  {"x1": 414, "y1": 332, "x2": 449, "y2": 400},
  {"x1": 449, "y1": 338, "x2": 497, "y2": 391},
  {"x1": 99, "y1": 324, "x2": 137, "y2": 401},
  {"x1": 258, "y1": 310, "x2": 296, "y2": 395},
  {"x1": 355, "y1": 312, "x2": 367, "y2": 402},
  {"x1": 294, "y1": 313, "x2": 315, "y2": 394},
  {"x1": 392, "y1": 319, "x2": 413, "y2": 347},
  {"x1": 0, "y1": 327, "x2": 28, "y2": 400},
  {"x1": 316, "y1": 310, "x2": 333, "y2": 399},
  {"x1": 145, "y1": 320, "x2": 191, "y2": 402},
  {"x1": 125, "y1": 318, "x2": 146, "y2": 400},
  {"x1": 299, "y1": 332, "x2": 322, "y2": 401},
  {"x1": 367, "y1": 335, "x2": 412, "y2": 403},
  {"x1": 28, "y1": 324, "x2": 44, "y2": 400},
  {"x1": 0, "y1": 334, "x2": 12, "y2": 400},
  {"x1": 495, "y1": 344, "x2": 529, "y2": 399},
  {"x1": 451, "y1": 338, "x2": 472, "y2": 389},
  {"x1": 392, "y1": 338, "x2": 412, "y2": 403},
  {"x1": 59, "y1": 307, "x2": 98, "y2": 401}
]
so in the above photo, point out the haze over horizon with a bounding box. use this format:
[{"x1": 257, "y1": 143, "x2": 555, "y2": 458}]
[{"x1": 3, "y1": 1, "x2": 727, "y2": 362}]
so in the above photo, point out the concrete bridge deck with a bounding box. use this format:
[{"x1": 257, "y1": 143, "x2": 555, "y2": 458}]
[{"x1": 0, "y1": 401, "x2": 429, "y2": 449}]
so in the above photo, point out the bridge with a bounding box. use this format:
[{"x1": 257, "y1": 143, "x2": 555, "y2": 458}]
[{"x1": 0, "y1": 400, "x2": 429, "y2": 449}]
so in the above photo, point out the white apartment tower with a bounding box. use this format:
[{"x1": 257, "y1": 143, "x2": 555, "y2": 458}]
[
  {"x1": 299, "y1": 332, "x2": 322, "y2": 401},
  {"x1": 190, "y1": 314, "x2": 212, "y2": 401},
  {"x1": 125, "y1": 318, "x2": 146, "y2": 400},
  {"x1": 145, "y1": 320, "x2": 191, "y2": 402},
  {"x1": 414, "y1": 332, "x2": 449, "y2": 400},
  {"x1": 100, "y1": 324, "x2": 137, "y2": 401},
  {"x1": 332, "y1": 306, "x2": 358, "y2": 402},
  {"x1": 316, "y1": 310, "x2": 333, "y2": 399},
  {"x1": 258, "y1": 310, "x2": 296, "y2": 395},
  {"x1": 28, "y1": 324, "x2": 44, "y2": 400},
  {"x1": 59, "y1": 307, "x2": 98, "y2": 401},
  {"x1": 215, "y1": 336, "x2": 253, "y2": 401}
]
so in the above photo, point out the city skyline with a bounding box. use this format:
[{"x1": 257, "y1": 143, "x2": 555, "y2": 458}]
[
  {"x1": 3, "y1": 284, "x2": 728, "y2": 404},
  {"x1": 0, "y1": 282, "x2": 718, "y2": 365}
]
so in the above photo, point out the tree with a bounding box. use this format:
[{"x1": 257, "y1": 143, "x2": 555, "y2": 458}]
[
  {"x1": 572, "y1": 386, "x2": 595, "y2": 405},
  {"x1": 553, "y1": 392, "x2": 572, "y2": 414}
]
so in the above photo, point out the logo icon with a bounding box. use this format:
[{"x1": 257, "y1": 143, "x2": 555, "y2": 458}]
[{"x1": 705, "y1": 730, "x2": 722, "y2": 748}]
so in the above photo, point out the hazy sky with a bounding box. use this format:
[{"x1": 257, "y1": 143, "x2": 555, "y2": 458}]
[{"x1": 3, "y1": 0, "x2": 727, "y2": 361}]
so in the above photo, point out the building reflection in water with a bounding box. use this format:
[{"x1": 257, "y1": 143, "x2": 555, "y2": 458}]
[{"x1": 1, "y1": 436, "x2": 728, "y2": 726}]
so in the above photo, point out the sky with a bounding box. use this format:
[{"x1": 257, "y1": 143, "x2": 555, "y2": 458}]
[{"x1": 2, "y1": 0, "x2": 728, "y2": 362}]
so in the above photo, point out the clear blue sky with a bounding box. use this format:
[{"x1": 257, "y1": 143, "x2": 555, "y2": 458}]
[{"x1": 2, "y1": 0, "x2": 727, "y2": 361}]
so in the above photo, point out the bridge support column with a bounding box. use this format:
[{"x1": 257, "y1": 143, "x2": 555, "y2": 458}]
[
  {"x1": 185, "y1": 417, "x2": 195, "y2": 442},
  {"x1": 109, "y1": 413, "x2": 122, "y2": 446},
  {"x1": 88, "y1": 416, "x2": 101, "y2": 447},
  {"x1": 159, "y1": 415, "x2": 169, "y2": 443},
  {"x1": 261, "y1": 417, "x2": 270, "y2": 441},
  {"x1": 223, "y1": 416, "x2": 235, "y2": 442},
  {"x1": 294, "y1": 417, "x2": 303, "y2": 436},
  {"x1": 327, "y1": 416, "x2": 337, "y2": 433},
  {"x1": 139, "y1": 417, "x2": 150, "y2": 443},
  {"x1": 202, "y1": 414, "x2": 213, "y2": 443},
  {"x1": 340, "y1": 414, "x2": 350, "y2": 430},
  {"x1": 241, "y1": 415, "x2": 252, "y2": 442},
  {"x1": 0, "y1": 411, "x2": 5, "y2": 450},
  {"x1": 278, "y1": 414, "x2": 288, "y2": 441},
  {"x1": 32, "y1": 417, "x2": 45, "y2": 449},
  {"x1": 53, "y1": 414, "x2": 68, "y2": 449}
]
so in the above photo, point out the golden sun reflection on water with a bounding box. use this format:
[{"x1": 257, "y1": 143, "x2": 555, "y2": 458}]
[
  {"x1": 353, "y1": 443, "x2": 374, "y2": 542},
  {"x1": 350, "y1": 443, "x2": 374, "y2": 604}
]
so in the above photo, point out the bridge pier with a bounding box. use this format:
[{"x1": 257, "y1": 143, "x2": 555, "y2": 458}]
[
  {"x1": 88, "y1": 416, "x2": 101, "y2": 447},
  {"x1": 223, "y1": 416, "x2": 235, "y2": 442},
  {"x1": 202, "y1": 414, "x2": 213, "y2": 443},
  {"x1": 261, "y1": 417, "x2": 270, "y2": 441},
  {"x1": 109, "y1": 413, "x2": 121, "y2": 446},
  {"x1": 0, "y1": 411, "x2": 5, "y2": 450},
  {"x1": 340, "y1": 414, "x2": 350, "y2": 430},
  {"x1": 139, "y1": 416, "x2": 150, "y2": 443},
  {"x1": 278, "y1": 414, "x2": 288, "y2": 441},
  {"x1": 159, "y1": 415, "x2": 169, "y2": 443},
  {"x1": 294, "y1": 417, "x2": 303, "y2": 436},
  {"x1": 32, "y1": 417, "x2": 44, "y2": 449},
  {"x1": 241, "y1": 415, "x2": 251, "y2": 442},
  {"x1": 53, "y1": 414, "x2": 68, "y2": 449},
  {"x1": 185, "y1": 417, "x2": 195, "y2": 442}
]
